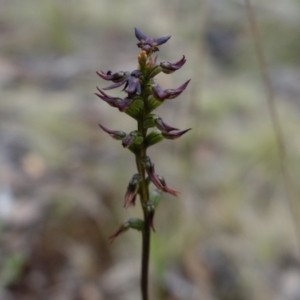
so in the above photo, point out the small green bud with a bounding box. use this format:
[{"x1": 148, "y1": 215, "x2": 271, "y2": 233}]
[
  {"x1": 128, "y1": 218, "x2": 145, "y2": 231},
  {"x1": 122, "y1": 131, "x2": 143, "y2": 148},
  {"x1": 149, "y1": 189, "x2": 162, "y2": 208},
  {"x1": 146, "y1": 65, "x2": 162, "y2": 79},
  {"x1": 145, "y1": 131, "x2": 164, "y2": 148}
]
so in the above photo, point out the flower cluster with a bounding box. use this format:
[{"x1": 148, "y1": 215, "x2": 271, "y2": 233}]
[{"x1": 96, "y1": 28, "x2": 191, "y2": 241}]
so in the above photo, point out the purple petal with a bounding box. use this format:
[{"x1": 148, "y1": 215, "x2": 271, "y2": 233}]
[
  {"x1": 103, "y1": 80, "x2": 126, "y2": 90},
  {"x1": 155, "y1": 35, "x2": 171, "y2": 46},
  {"x1": 135, "y1": 27, "x2": 147, "y2": 41}
]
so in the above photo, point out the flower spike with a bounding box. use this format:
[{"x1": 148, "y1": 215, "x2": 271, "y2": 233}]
[{"x1": 97, "y1": 29, "x2": 191, "y2": 295}]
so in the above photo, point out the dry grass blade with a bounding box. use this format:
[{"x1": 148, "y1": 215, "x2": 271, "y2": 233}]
[{"x1": 244, "y1": 0, "x2": 300, "y2": 256}]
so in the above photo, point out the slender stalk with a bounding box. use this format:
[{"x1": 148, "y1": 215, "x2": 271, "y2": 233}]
[
  {"x1": 136, "y1": 120, "x2": 150, "y2": 300},
  {"x1": 141, "y1": 209, "x2": 150, "y2": 300}
]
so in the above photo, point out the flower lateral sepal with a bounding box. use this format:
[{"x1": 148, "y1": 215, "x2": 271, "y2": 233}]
[
  {"x1": 109, "y1": 218, "x2": 145, "y2": 243},
  {"x1": 124, "y1": 174, "x2": 142, "y2": 208},
  {"x1": 98, "y1": 124, "x2": 126, "y2": 140},
  {"x1": 95, "y1": 88, "x2": 134, "y2": 112},
  {"x1": 152, "y1": 115, "x2": 179, "y2": 132},
  {"x1": 152, "y1": 80, "x2": 191, "y2": 101},
  {"x1": 162, "y1": 128, "x2": 191, "y2": 140},
  {"x1": 160, "y1": 56, "x2": 186, "y2": 74}
]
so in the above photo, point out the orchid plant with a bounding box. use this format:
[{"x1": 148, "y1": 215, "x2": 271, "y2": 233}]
[{"x1": 96, "y1": 28, "x2": 190, "y2": 300}]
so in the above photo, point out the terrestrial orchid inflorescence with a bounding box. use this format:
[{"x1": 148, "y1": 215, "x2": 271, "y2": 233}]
[{"x1": 96, "y1": 28, "x2": 190, "y2": 300}]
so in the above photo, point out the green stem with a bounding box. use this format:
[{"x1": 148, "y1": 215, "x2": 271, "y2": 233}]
[{"x1": 136, "y1": 120, "x2": 150, "y2": 300}]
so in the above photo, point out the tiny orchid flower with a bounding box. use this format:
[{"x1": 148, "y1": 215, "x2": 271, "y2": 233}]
[
  {"x1": 152, "y1": 79, "x2": 191, "y2": 101},
  {"x1": 103, "y1": 70, "x2": 143, "y2": 96},
  {"x1": 98, "y1": 124, "x2": 126, "y2": 140},
  {"x1": 160, "y1": 55, "x2": 186, "y2": 74},
  {"x1": 95, "y1": 88, "x2": 134, "y2": 111},
  {"x1": 162, "y1": 128, "x2": 191, "y2": 140},
  {"x1": 135, "y1": 27, "x2": 171, "y2": 53}
]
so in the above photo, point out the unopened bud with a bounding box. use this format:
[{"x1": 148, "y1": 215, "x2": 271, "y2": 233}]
[
  {"x1": 122, "y1": 131, "x2": 143, "y2": 148},
  {"x1": 124, "y1": 174, "x2": 142, "y2": 208},
  {"x1": 99, "y1": 124, "x2": 126, "y2": 140},
  {"x1": 146, "y1": 202, "x2": 156, "y2": 232}
]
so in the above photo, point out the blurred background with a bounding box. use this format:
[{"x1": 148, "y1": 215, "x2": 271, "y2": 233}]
[{"x1": 1, "y1": 0, "x2": 300, "y2": 299}]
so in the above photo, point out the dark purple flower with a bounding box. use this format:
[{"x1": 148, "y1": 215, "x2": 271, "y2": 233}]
[
  {"x1": 152, "y1": 80, "x2": 191, "y2": 101},
  {"x1": 95, "y1": 88, "x2": 134, "y2": 112},
  {"x1": 102, "y1": 70, "x2": 143, "y2": 96},
  {"x1": 96, "y1": 70, "x2": 129, "y2": 82},
  {"x1": 124, "y1": 174, "x2": 142, "y2": 208},
  {"x1": 162, "y1": 128, "x2": 191, "y2": 140},
  {"x1": 160, "y1": 56, "x2": 186, "y2": 74},
  {"x1": 98, "y1": 124, "x2": 126, "y2": 140},
  {"x1": 135, "y1": 28, "x2": 171, "y2": 53},
  {"x1": 141, "y1": 156, "x2": 178, "y2": 196}
]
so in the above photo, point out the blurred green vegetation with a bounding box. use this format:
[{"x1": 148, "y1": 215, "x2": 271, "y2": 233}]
[{"x1": 1, "y1": 0, "x2": 300, "y2": 299}]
